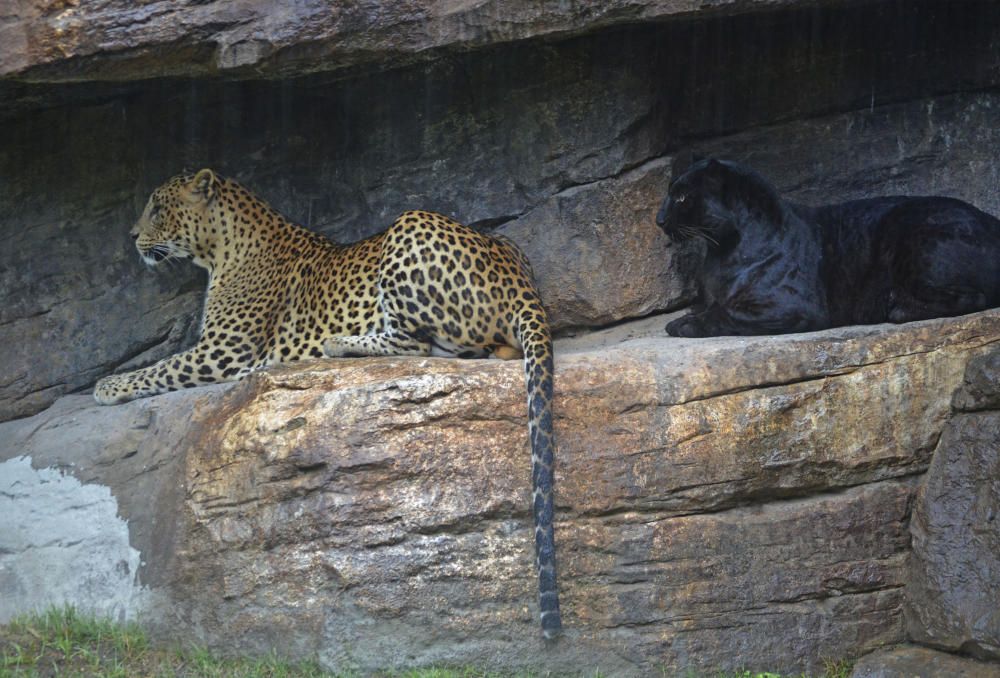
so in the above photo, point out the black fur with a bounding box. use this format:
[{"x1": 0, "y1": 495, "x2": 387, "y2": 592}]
[{"x1": 657, "y1": 159, "x2": 1000, "y2": 337}]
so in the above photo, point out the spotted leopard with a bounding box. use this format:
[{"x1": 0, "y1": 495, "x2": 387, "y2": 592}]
[{"x1": 94, "y1": 169, "x2": 562, "y2": 638}]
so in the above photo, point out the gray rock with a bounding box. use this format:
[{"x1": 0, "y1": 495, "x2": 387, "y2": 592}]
[
  {"x1": 0, "y1": 455, "x2": 141, "y2": 622},
  {"x1": 851, "y1": 645, "x2": 1000, "y2": 678},
  {"x1": 7, "y1": 87, "x2": 1000, "y2": 423},
  {"x1": 691, "y1": 93, "x2": 1000, "y2": 220},
  {"x1": 906, "y1": 349, "x2": 1000, "y2": 662},
  {"x1": 952, "y1": 349, "x2": 1000, "y2": 413},
  {"x1": 3, "y1": 1, "x2": 1000, "y2": 421},
  {"x1": 8, "y1": 0, "x2": 984, "y2": 84},
  {"x1": 497, "y1": 157, "x2": 700, "y2": 330},
  {"x1": 0, "y1": 26, "x2": 667, "y2": 422}
]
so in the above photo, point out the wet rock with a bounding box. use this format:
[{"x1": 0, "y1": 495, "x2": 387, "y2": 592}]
[
  {"x1": 3, "y1": 311, "x2": 998, "y2": 675},
  {"x1": 905, "y1": 348, "x2": 1000, "y2": 662},
  {"x1": 851, "y1": 645, "x2": 1000, "y2": 678}
]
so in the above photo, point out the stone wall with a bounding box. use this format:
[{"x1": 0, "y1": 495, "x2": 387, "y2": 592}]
[
  {"x1": 3, "y1": 1, "x2": 1000, "y2": 673},
  {"x1": 2, "y1": 0, "x2": 1000, "y2": 421},
  {"x1": 906, "y1": 351, "x2": 1000, "y2": 662}
]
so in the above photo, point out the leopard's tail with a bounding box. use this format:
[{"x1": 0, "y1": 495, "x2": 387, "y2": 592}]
[{"x1": 516, "y1": 307, "x2": 562, "y2": 639}]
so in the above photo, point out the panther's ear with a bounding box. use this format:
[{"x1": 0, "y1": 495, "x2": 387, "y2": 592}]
[
  {"x1": 671, "y1": 149, "x2": 701, "y2": 181},
  {"x1": 190, "y1": 168, "x2": 219, "y2": 202},
  {"x1": 701, "y1": 158, "x2": 727, "y2": 183}
]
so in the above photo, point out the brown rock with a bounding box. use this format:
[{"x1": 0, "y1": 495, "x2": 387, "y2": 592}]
[{"x1": 3, "y1": 311, "x2": 999, "y2": 675}]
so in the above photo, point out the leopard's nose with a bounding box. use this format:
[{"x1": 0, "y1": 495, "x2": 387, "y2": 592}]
[{"x1": 130, "y1": 232, "x2": 139, "y2": 240}]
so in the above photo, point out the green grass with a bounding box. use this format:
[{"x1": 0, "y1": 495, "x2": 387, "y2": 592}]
[
  {"x1": 714, "y1": 662, "x2": 853, "y2": 678},
  {"x1": 0, "y1": 606, "x2": 853, "y2": 678},
  {"x1": 0, "y1": 606, "x2": 331, "y2": 678}
]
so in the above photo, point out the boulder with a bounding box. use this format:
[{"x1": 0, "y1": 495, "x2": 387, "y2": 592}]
[
  {"x1": 851, "y1": 645, "x2": 1000, "y2": 678},
  {"x1": 905, "y1": 349, "x2": 1000, "y2": 661},
  {"x1": 3, "y1": 310, "x2": 999, "y2": 675},
  {"x1": 497, "y1": 157, "x2": 699, "y2": 330}
]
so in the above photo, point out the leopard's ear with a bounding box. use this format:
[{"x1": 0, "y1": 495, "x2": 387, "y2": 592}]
[{"x1": 190, "y1": 168, "x2": 219, "y2": 202}]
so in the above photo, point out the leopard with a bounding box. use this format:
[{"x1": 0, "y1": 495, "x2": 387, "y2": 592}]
[{"x1": 94, "y1": 169, "x2": 563, "y2": 638}]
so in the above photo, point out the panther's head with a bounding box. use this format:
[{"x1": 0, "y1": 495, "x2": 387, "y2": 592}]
[
  {"x1": 655, "y1": 158, "x2": 732, "y2": 248},
  {"x1": 657, "y1": 157, "x2": 787, "y2": 252},
  {"x1": 131, "y1": 168, "x2": 222, "y2": 267}
]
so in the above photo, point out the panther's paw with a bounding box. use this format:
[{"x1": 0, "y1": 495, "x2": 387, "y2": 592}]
[{"x1": 665, "y1": 314, "x2": 707, "y2": 338}]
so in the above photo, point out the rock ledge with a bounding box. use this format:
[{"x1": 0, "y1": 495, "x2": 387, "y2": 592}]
[{"x1": 2, "y1": 310, "x2": 999, "y2": 675}]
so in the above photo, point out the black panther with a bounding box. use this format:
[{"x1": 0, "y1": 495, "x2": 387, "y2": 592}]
[{"x1": 656, "y1": 158, "x2": 1000, "y2": 337}]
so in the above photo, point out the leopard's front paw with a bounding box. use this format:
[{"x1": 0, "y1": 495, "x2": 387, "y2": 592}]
[{"x1": 93, "y1": 375, "x2": 134, "y2": 406}]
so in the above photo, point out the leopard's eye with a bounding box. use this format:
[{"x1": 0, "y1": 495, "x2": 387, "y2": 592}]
[{"x1": 150, "y1": 204, "x2": 161, "y2": 223}]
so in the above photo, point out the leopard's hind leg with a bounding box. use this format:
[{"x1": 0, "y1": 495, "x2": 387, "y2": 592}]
[{"x1": 322, "y1": 313, "x2": 432, "y2": 358}]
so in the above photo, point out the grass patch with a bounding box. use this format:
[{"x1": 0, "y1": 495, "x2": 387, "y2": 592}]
[
  {"x1": 0, "y1": 606, "x2": 330, "y2": 678},
  {"x1": 0, "y1": 606, "x2": 853, "y2": 677},
  {"x1": 687, "y1": 659, "x2": 854, "y2": 678}
]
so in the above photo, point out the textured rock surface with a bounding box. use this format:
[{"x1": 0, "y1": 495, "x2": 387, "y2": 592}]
[
  {"x1": 3, "y1": 1, "x2": 1000, "y2": 422},
  {"x1": 0, "y1": 21, "x2": 675, "y2": 422},
  {"x1": 0, "y1": 0, "x2": 956, "y2": 83},
  {"x1": 6, "y1": 90, "x2": 1000, "y2": 424},
  {"x1": 0, "y1": 456, "x2": 142, "y2": 622},
  {"x1": 0, "y1": 0, "x2": 750, "y2": 80},
  {"x1": 3, "y1": 311, "x2": 999, "y2": 675},
  {"x1": 497, "y1": 157, "x2": 699, "y2": 330},
  {"x1": 905, "y1": 349, "x2": 1000, "y2": 661},
  {"x1": 851, "y1": 645, "x2": 1000, "y2": 678},
  {"x1": 0, "y1": 384, "x2": 230, "y2": 604},
  {"x1": 691, "y1": 94, "x2": 1000, "y2": 221}
]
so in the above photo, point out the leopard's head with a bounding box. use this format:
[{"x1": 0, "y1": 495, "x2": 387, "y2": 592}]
[{"x1": 131, "y1": 168, "x2": 222, "y2": 267}]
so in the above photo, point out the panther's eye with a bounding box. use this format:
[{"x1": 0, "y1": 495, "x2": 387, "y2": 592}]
[{"x1": 676, "y1": 194, "x2": 687, "y2": 204}]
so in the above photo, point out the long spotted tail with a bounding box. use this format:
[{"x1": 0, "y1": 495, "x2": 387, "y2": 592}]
[{"x1": 517, "y1": 309, "x2": 562, "y2": 639}]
